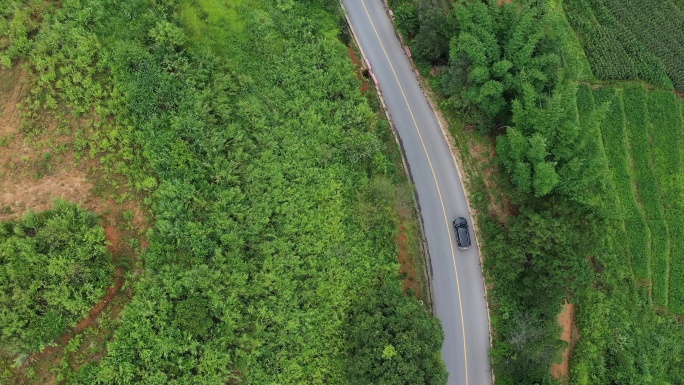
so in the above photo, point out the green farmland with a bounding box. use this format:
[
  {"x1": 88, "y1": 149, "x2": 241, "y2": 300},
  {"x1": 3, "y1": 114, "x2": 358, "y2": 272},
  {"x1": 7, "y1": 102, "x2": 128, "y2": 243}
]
[
  {"x1": 577, "y1": 83, "x2": 684, "y2": 311},
  {"x1": 564, "y1": 0, "x2": 684, "y2": 91}
]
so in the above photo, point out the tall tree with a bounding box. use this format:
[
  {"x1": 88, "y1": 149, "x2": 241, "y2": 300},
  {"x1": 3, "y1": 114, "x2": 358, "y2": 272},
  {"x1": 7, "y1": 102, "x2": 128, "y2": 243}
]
[
  {"x1": 442, "y1": 1, "x2": 560, "y2": 130},
  {"x1": 345, "y1": 282, "x2": 447, "y2": 385},
  {"x1": 412, "y1": 0, "x2": 450, "y2": 62}
]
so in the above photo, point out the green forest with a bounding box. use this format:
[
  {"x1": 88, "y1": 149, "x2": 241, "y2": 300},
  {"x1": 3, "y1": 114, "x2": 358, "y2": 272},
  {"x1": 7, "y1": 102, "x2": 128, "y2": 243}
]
[
  {"x1": 0, "y1": 0, "x2": 445, "y2": 383},
  {"x1": 390, "y1": 0, "x2": 684, "y2": 383}
]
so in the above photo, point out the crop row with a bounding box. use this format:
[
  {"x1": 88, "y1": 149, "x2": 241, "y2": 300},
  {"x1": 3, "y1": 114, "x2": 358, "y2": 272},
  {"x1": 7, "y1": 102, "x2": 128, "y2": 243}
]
[
  {"x1": 564, "y1": 0, "x2": 684, "y2": 91},
  {"x1": 600, "y1": 0, "x2": 684, "y2": 91},
  {"x1": 592, "y1": 87, "x2": 651, "y2": 281},
  {"x1": 585, "y1": 25, "x2": 671, "y2": 89},
  {"x1": 647, "y1": 91, "x2": 683, "y2": 209},
  {"x1": 622, "y1": 85, "x2": 670, "y2": 306},
  {"x1": 669, "y1": 220, "x2": 684, "y2": 313},
  {"x1": 647, "y1": 91, "x2": 684, "y2": 312},
  {"x1": 675, "y1": 101, "x2": 684, "y2": 313}
]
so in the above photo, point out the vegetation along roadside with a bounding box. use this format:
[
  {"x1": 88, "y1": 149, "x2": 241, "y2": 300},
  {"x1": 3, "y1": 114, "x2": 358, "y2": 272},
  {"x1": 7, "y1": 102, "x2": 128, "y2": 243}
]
[
  {"x1": 387, "y1": 0, "x2": 684, "y2": 384},
  {"x1": 1, "y1": 0, "x2": 447, "y2": 384}
]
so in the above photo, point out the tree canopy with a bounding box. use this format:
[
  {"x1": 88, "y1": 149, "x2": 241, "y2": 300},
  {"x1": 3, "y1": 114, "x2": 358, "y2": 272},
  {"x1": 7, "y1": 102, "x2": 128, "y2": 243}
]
[{"x1": 346, "y1": 282, "x2": 447, "y2": 385}]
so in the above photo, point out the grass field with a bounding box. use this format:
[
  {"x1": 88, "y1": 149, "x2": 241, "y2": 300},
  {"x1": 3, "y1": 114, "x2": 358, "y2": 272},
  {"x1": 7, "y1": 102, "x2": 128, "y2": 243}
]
[{"x1": 578, "y1": 83, "x2": 684, "y2": 311}]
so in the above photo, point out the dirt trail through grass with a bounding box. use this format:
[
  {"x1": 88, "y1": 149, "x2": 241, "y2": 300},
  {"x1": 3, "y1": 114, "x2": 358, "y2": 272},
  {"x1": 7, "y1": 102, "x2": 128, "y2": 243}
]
[
  {"x1": 0, "y1": 65, "x2": 148, "y2": 384},
  {"x1": 551, "y1": 303, "x2": 577, "y2": 382}
]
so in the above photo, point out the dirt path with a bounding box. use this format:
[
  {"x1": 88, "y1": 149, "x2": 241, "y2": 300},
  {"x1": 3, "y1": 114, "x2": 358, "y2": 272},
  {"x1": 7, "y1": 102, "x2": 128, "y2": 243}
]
[
  {"x1": 28, "y1": 267, "x2": 124, "y2": 364},
  {"x1": 551, "y1": 303, "x2": 577, "y2": 382}
]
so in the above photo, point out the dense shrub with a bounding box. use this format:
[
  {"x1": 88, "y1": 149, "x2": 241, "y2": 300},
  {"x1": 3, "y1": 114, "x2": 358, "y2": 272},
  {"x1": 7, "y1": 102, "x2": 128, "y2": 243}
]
[
  {"x1": 0, "y1": 201, "x2": 113, "y2": 354},
  {"x1": 2, "y1": 0, "x2": 448, "y2": 383}
]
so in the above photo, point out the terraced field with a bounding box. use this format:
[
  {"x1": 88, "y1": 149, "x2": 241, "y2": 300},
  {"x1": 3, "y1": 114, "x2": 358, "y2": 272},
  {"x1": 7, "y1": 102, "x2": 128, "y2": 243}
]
[{"x1": 578, "y1": 84, "x2": 684, "y2": 312}]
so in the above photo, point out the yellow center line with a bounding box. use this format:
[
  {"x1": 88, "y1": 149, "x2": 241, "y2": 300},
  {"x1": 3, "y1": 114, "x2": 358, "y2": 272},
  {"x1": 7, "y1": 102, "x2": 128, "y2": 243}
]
[{"x1": 358, "y1": 0, "x2": 469, "y2": 383}]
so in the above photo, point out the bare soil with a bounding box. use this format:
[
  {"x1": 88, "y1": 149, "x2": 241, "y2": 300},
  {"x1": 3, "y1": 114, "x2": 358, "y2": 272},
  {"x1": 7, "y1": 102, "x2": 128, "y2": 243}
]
[
  {"x1": 0, "y1": 65, "x2": 148, "y2": 384},
  {"x1": 0, "y1": 65, "x2": 92, "y2": 221},
  {"x1": 551, "y1": 303, "x2": 578, "y2": 383},
  {"x1": 0, "y1": 65, "x2": 27, "y2": 136}
]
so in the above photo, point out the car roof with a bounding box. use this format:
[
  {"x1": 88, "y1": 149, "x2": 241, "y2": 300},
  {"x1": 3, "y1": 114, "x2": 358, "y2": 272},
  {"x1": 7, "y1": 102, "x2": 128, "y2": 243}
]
[{"x1": 457, "y1": 226, "x2": 470, "y2": 242}]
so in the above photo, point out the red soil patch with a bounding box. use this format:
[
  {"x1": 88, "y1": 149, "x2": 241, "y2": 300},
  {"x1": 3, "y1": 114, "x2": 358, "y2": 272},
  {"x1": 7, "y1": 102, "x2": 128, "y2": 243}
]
[
  {"x1": 348, "y1": 46, "x2": 361, "y2": 68},
  {"x1": 348, "y1": 46, "x2": 370, "y2": 93},
  {"x1": 551, "y1": 303, "x2": 578, "y2": 383},
  {"x1": 397, "y1": 207, "x2": 421, "y2": 297},
  {"x1": 28, "y1": 267, "x2": 124, "y2": 362},
  {"x1": 104, "y1": 223, "x2": 123, "y2": 255}
]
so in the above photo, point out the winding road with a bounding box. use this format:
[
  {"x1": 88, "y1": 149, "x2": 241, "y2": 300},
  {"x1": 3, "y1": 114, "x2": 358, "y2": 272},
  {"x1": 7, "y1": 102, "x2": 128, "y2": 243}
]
[{"x1": 340, "y1": 1, "x2": 492, "y2": 384}]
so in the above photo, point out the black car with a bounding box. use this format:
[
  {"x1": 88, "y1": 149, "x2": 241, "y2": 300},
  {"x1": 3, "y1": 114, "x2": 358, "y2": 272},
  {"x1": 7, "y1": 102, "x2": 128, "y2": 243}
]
[{"x1": 452, "y1": 217, "x2": 471, "y2": 250}]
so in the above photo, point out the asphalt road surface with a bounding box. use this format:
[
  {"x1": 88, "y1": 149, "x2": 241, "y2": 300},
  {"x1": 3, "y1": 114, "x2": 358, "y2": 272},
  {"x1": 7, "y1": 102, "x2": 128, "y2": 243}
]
[{"x1": 340, "y1": 1, "x2": 492, "y2": 384}]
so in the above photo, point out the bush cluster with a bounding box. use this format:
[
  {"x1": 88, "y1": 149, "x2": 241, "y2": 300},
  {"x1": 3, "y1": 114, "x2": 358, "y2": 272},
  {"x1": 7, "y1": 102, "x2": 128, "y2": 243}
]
[{"x1": 0, "y1": 201, "x2": 112, "y2": 354}]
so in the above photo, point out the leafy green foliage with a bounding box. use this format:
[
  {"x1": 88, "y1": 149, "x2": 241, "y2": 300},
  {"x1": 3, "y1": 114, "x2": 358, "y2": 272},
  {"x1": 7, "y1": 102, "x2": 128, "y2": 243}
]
[
  {"x1": 0, "y1": 201, "x2": 113, "y2": 354},
  {"x1": 441, "y1": 1, "x2": 561, "y2": 129},
  {"x1": 485, "y1": 202, "x2": 594, "y2": 315},
  {"x1": 482, "y1": 198, "x2": 596, "y2": 384},
  {"x1": 174, "y1": 295, "x2": 213, "y2": 338},
  {"x1": 570, "y1": 84, "x2": 684, "y2": 383},
  {"x1": 622, "y1": 85, "x2": 670, "y2": 306},
  {"x1": 491, "y1": 311, "x2": 563, "y2": 385},
  {"x1": 564, "y1": 0, "x2": 684, "y2": 91},
  {"x1": 0, "y1": 1, "x2": 54, "y2": 67},
  {"x1": 496, "y1": 84, "x2": 605, "y2": 199},
  {"x1": 439, "y1": 1, "x2": 605, "y2": 201},
  {"x1": 411, "y1": 0, "x2": 450, "y2": 62},
  {"x1": 392, "y1": 2, "x2": 419, "y2": 38},
  {"x1": 345, "y1": 282, "x2": 447, "y2": 385},
  {"x1": 2, "y1": 0, "x2": 447, "y2": 383}
]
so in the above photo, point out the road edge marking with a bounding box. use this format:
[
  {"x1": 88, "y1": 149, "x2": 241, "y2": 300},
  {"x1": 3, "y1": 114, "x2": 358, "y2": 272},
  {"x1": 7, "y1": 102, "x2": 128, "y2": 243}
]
[{"x1": 378, "y1": 2, "x2": 495, "y2": 383}]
